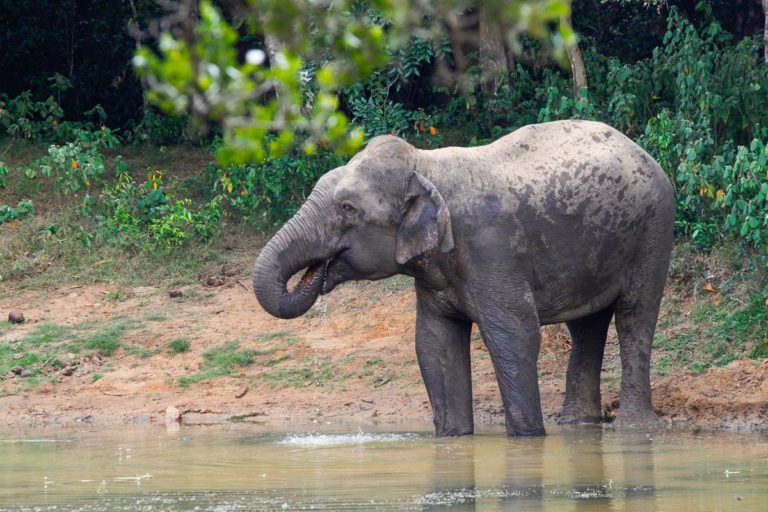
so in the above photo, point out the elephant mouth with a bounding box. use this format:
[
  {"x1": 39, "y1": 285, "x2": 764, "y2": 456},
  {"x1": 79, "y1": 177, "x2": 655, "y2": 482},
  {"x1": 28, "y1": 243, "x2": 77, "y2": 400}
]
[{"x1": 293, "y1": 249, "x2": 348, "y2": 296}]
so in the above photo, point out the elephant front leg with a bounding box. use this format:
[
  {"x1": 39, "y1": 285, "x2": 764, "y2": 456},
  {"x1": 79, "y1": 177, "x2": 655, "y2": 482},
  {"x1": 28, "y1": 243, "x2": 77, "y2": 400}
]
[
  {"x1": 478, "y1": 306, "x2": 545, "y2": 437},
  {"x1": 416, "y1": 297, "x2": 474, "y2": 437}
]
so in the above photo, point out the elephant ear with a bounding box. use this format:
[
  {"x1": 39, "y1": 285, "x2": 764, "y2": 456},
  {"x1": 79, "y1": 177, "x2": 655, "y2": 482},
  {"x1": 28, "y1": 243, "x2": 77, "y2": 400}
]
[{"x1": 395, "y1": 172, "x2": 455, "y2": 265}]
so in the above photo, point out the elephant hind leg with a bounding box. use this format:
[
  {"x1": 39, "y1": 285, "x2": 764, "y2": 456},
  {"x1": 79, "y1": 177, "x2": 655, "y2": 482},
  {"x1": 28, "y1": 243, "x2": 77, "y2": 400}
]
[
  {"x1": 613, "y1": 244, "x2": 671, "y2": 427},
  {"x1": 559, "y1": 304, "x2": 615, "y2": 424}
]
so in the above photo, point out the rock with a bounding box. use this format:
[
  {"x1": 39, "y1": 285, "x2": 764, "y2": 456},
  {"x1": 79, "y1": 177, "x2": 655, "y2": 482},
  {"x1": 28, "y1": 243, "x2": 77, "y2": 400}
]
[
  {"x1": 11, "y1": 367, "x2": 22, "y2": 375},
  {"x1": 360, "y1": 397, "x2": 374, "y2": 404},
  {"x1": 20, "y1": 369, "x2": 33, "y2": 378},
  {"x1": 12, "y1": 353, "x2": 23, "y2": 360},
  {"x1": 235, "y1": 385, "x2": 249, "y2": 399},
  {"x1": 68, "y1": 292, "x2": 78, "y2": 298},
  {"x1": 168, "y1": 289, "x2": 183, "y2": 298},
  {"x1": 220, "y1": 263, "x2": 238, "y2": 277},
  {"x1": 61, "y1": 367, "x2": 74, "y2": 376},
  {"x1": 205, "y1": 275, "x2": 226, "y2": 287},
  {"x1": 165, "y1": 405, "x2": 182, "y2": 424},
  {"x1": 8, "y1": 311, "x2": 25, "y2": 324}
]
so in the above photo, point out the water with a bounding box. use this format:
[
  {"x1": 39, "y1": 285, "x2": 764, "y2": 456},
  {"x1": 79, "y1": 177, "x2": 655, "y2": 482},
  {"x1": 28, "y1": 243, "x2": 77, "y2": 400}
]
[{"x1": 0, "y1": 424, "x2": 766, "y2": 511}]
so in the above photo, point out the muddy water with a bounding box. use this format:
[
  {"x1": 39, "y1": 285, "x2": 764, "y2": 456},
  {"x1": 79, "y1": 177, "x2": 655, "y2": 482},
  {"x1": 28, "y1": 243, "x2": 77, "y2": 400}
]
[{"x1": 0, "y1": 424, "x2": 766, "y2": 511}]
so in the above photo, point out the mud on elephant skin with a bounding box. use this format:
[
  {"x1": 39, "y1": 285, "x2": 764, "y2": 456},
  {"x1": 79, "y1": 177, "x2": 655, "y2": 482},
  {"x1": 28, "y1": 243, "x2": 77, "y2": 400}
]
[{"x1": 252, "y1": 119, "x2": 675, "y2": 437}]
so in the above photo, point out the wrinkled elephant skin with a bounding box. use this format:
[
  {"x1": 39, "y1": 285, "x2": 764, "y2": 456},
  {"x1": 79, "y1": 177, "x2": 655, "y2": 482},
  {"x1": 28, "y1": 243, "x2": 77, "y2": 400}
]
[{"x1": 252, "y1": 120, "x2": 674, "y2": 437}]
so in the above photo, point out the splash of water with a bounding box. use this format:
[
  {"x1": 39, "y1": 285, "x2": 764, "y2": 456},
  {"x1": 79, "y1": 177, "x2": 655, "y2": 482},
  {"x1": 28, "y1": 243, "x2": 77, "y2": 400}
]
[{"x1": 278, "y1": 428, "x2": 417, "y2": 447}]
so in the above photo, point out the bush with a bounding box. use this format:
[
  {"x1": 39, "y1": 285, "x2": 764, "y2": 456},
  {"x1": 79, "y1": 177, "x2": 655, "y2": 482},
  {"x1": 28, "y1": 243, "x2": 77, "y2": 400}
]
[
  {"x1": 91, "y1": 170, "x2": 222, "y2": 250},
  {"x1": 211, "y1": 146, "x2": 345, "y2": 228},
  {"x1": 24, "y1": 128, "x2": 121, "y2": 193},
  {"x1": 128, "y1": 107, "x2": 190, "y2": 145},
  {"x1": 168, "y1": 338, "x2": 190, "y2": 354},
  {"x1": 0, "y1": 200, "x2": 34, "y2": 224}
]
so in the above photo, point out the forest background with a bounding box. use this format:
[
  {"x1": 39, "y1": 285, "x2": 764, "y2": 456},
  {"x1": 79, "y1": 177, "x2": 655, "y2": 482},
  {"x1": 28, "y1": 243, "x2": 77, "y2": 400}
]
[{"x1": 1, "y1": 0, "x2": 767, "y2": 386}]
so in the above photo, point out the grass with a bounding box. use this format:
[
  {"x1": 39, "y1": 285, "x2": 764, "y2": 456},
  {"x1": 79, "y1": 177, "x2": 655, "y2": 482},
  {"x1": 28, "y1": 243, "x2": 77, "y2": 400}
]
[
  {"x1": 82, "y1": 321, "x2": 130, "y2": 356},
  {"x1": 23, "y1": 323, "x2": 74, "y2": 345},
  {"x1": 255, "y1": 330, "x2": 298, "y2": 345},
  {"x1": 651, "y1": 242, "x2": 768, "y2": 375},
  {"x1": 653, "y1": 294, "x2": 768, "y2": 374},
  {"x1": 0, "y1": 321, "x2": 12, "y2": 336},
  {"x1": 127, "y1": 346, "x2": 159, "y2": 358},
  {"x1": 168, "y1": 338, "x2": 190, "y2": 354},
  {"x1": 0, "y1": 212, "x2": 227, "y2": 294},
  {"x1": 177, "y1": 341, "x2": 258, "y2": 388},
  {"x1": 380, "y1": 274, "x2": 413, "y2": 293},
  {"x1": 0, "y1": 318, "x2": 137, "y2": 384},
  {"x1": 263, "y1": 355, "x2": 354, "y2": 388},
  {"x1": 106, "y1": 289, "x2": 127, "y2": 302}
]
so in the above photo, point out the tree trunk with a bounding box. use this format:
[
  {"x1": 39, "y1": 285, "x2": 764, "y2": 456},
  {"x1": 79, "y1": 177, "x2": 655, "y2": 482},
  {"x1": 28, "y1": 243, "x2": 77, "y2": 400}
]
[
  {"x1": 478, "y1": 5, "x2": 513, "y2": 94},
  {"x1": 565, "y1": 13, "x2": 588, "y2": 98},
  {"x1": 763, "y1": 0, "x2": 768, "y2": 63}
]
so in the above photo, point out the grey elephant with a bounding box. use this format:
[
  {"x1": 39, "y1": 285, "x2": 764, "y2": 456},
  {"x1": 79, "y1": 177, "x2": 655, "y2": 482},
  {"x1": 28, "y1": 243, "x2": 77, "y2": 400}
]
[{"x1": 252, "y1": 119, "x2": 674, "y2": 437}]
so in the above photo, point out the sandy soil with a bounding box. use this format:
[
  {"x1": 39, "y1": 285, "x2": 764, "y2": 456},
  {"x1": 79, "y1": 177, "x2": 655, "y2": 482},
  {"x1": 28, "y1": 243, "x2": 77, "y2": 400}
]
[{"x1": 1, "y1": 262, "x2": 766, "y2": 432}]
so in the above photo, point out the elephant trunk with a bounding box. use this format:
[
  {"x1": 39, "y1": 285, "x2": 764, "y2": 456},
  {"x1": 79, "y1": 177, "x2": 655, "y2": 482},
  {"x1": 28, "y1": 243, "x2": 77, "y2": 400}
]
[{"x1": 252, "y1": 182, "x2": 334, "y2": 319}]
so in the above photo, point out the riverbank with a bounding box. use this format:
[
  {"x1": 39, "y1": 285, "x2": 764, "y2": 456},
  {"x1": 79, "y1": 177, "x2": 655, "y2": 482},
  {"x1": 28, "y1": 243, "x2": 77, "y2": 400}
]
[{"x1": 1, "y1": 242, "x2": 766, "y2": 432}]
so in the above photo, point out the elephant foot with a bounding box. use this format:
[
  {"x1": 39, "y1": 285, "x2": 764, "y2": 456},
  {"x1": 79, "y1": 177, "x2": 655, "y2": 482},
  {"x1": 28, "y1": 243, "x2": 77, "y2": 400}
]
[
  {"x1": 433, "y1": 418, "x2": 474, "y2": 437},
  {"x1": 558, "y1": 403, "x2": 602, "y2": 425},
  {"x1": 434, "y1": 426, "x2": 474, "y2": 437},
  {"x1": 613, "y1": 408, "x2": 661, "y2": 429},
  {"x1": 558, "y1": 411, "x2": 602, "y2": 425}
]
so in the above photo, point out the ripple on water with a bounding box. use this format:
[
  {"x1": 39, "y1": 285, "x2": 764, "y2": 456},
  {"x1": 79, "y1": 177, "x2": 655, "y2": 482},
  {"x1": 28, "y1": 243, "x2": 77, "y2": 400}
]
[{"x1": 277, "y1": 430, "x2": 419, "y2": 447}]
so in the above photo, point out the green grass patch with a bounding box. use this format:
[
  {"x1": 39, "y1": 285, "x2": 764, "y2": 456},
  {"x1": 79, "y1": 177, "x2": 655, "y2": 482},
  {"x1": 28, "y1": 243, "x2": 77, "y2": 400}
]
[
  {"x1": 177, "y1": 341, "x2": 257, "y2": 387},
  {"x1": 178, "y1": 367, "x2": 228, "y2": 388},
  {"x1": 653, "y1": 293, "x2": 768, "y2": 373},
  {"x1": 127, "y1": 346, "x2": 159, "y2": 358},
  {"x1": 381, "y1": 274, "x2": 413, "y2": 293},
  {"x1": 82, "y1": 322, "x2": 130, "y2": 356},
  {"x1": 0, "y1": 318, "x2": 137, "y2": 385},
  {"x1": 144, "y1": 313, "x2": 168, "y2": 322},
  {"x1": 0, "y1": 209, "x2": 227, "y2": 295},
  {"x1": 255, "y1": 330, "x2": 298, "y2": 345},
  {"x1": 263, "y1": 356, "x2": 349, "y2": 388},
  {"x1": 22, "y1": 323, "x2": 74, "y2": 346},
  {"x1": 203, "y1": 341, "x2": 256, "y2": 368},
  {"x1": 106, "y1": 289, "x2": 127, "y2": 302},
  {"x1": 168, "y1": 338, "x2": 190, "y2": 354},
  {"x1": 0, "y1": 321, "x2": 13, "y2": 336}
]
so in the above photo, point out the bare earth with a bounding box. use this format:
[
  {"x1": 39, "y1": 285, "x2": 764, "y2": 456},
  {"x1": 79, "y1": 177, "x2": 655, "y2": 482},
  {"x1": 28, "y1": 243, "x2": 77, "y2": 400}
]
[{"x1": 1, "y1": 259, "x2": 766, "y2": 432}]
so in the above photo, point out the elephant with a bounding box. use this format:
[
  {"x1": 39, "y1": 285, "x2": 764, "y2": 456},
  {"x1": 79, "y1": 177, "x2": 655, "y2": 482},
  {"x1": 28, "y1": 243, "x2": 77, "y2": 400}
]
[{"x1": 252, "y1": 119, "x2": 674, "y2": 437}]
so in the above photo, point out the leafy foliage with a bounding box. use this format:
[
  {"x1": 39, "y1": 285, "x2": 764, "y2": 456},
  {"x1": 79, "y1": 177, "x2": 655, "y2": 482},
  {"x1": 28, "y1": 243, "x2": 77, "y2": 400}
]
[
  {"x1": 91, "y1": 170, "x2": 222, "y2": 250},
  {"x1": 210, "y1": 146, "x2": 345, "y2": 227},
  {"x1": 133, "y1": 0, "x2": 574, "y2": 163},
  {"x1": 0, "y1": 201, "x2": 34, "y2": 224}
]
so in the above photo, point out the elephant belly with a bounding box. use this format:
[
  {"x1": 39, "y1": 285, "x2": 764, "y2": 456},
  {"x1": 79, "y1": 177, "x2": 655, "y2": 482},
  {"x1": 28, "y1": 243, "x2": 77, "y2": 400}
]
[{"x1": 535, "y1": 280, "x2": 622, "y2": 325}]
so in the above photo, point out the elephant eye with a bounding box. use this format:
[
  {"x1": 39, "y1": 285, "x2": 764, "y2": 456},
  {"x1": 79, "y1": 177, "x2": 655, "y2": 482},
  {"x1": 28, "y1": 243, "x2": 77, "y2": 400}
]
[{"x1": 340, "y1": 201, "x2": 357, "y2": 214}]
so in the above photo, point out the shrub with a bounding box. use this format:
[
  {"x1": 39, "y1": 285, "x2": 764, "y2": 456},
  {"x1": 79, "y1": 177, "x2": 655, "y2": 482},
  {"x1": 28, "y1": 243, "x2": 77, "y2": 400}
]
[
  {"x1": 211, "y1": 146, "x2": 345, "y2": 227},
  {"x1": 92, "y1": 170, "x2": 222, "y2": 250},
  {"x1": 168, "y1": 338, "x2": 190, "y2": 354},
  {"x1": 0, "y1": 200, "x2": 34, "y2": 224}
]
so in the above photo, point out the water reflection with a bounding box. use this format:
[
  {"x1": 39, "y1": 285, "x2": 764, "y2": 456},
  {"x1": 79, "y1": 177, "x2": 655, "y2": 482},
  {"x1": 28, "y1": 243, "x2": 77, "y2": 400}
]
[
  {"x1": 417, "y1": 426, "x2": 661, "y2": 511},
  {"x1": 0, "y1": 425, "x2": 767, "y2": 511}
]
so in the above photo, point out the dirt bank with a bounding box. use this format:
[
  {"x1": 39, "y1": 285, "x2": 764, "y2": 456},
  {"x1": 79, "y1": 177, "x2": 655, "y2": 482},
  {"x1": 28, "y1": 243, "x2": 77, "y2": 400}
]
[{"x1": 1, "y1": 262, "x2": 766, "y2": 432}]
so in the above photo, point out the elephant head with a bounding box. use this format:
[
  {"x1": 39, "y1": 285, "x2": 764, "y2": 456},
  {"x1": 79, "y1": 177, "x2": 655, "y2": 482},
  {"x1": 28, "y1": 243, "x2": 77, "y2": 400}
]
[{"x1": 252, "y1": 136, "x2": 455, "y2": 319}]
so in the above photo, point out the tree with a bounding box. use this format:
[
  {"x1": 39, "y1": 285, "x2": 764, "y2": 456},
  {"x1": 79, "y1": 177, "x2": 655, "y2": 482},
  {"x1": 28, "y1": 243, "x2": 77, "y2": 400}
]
[
  {"x1": 565, "y1": 11, "x2": 588, "y2": 97},
  {"x1": 763, "y1": 0, "x2": 768, "y2": 62},
  {"x1": 133, "y1": 0, "x2": 574, "y2": 164},
  {"x1": 479, "y1": 4, "x2": 515, "y2": 94}
]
